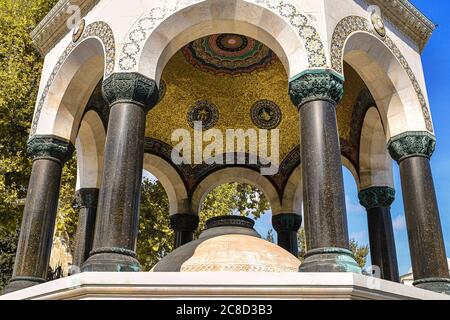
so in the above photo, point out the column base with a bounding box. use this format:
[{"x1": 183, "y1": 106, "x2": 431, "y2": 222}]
[
  {"x1": 299, "y1": 248, "x2": 361, "y2": 273},
  {"x1": 413, "y1": 278, "x2": 450, "y2": 295},
  {"x1": 81, "y1": 247, "x2": 141, "y2": 272},
  {"x1": 2, "y1": 276, "x2": 46, "y2": 294}
]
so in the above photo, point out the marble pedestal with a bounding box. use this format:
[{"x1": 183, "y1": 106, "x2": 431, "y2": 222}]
[{"x1": 1, "y1": 273, "x2": 448, "y2": 300}]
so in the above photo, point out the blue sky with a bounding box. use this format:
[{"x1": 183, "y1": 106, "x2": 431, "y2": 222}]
[{"x1": 145, "y1": 0, "x2": 450, "y2": 276}]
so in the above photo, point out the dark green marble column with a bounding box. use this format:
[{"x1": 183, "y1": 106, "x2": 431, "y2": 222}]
[
  {"x1": 72, "y1": 188, "x2": 99, "y2": 270},
  {"x1": 170, "y1": 214, "x2": 199, "y2": 248},
  {"x1": 358, "y1": 187, "x2": 399, "y2": 282},
  {"x1": 272, "y1": 214, "x2": 301, "y2": 256},
  {"x1": 4, "y1": 136, "x2": 73, "y2": 293},
  {"x1": 388, "y1": 132, "x2": 450, "y2": 294},
  {"x1": 82, "y1": 73, "x2": 159, "y2": 272},
  {"x1": 289, "y1": 69, "x2": 360, "y2": 273}
]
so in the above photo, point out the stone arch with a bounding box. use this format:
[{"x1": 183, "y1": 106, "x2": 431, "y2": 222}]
[
  {"x1": 281, "y1": 166, "x2": 302, "y2": 215},
  {"x1": 31, "y1": 21, "x2": 115, "y2": 142},
  {"x1": 143, "y1": 154, "x2": 189, "y2": 216},
  {"x1": 75, "y1": 110, "x2": 106, "y2": 190},
  {"x1": 191, "y1": 167, "x2": 282, "y2": 216},
  {"x1": 330, "y1": 15, "x2": 433, "y2": 138},
  {"x1": 118, "y1": 0, "x2": 327, "y2": 83},
  {"x1": 359, "y1": 107, "x2": 394, "y2": 190},
  {"x1": 341, "y1": 155, "x2": 360, "y2": 190}
]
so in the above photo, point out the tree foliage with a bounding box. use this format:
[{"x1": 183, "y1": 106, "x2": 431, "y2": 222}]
[
  {"x1": 137, "y1": 179, "x2": 270, "y2": 271},
  {"x1": 0, "y1": 0, "x2": 59, "y2": 230},
  {"x1": 0, "y1": 0, "x2": 61, "y2": 289}
]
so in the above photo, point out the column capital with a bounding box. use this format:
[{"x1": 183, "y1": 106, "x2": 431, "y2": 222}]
[
  {"x1": 27, "y1": 135, "x2": 74, "y2": 164},
  {"x1": 272, "y1": 213, "x2": 302, "y2": 232},
  {"x1": 102, "y1": 72, "x2": 159, "y2": 111},
  {"x1": 170, "y1": 213, "x2": 199, "y2": 232},
  {"x1": 75, "y1": 188, "x2": 99, "y2": 209},
  {"x1": 288, "y1": 69, "x2": 344, "y2": 109},
  {"x1": 358, "y1": 186, "x2": 395, "y2": 209},
  {"x1": 387, "y1": 131, "x2": 436, "y2": 163}
]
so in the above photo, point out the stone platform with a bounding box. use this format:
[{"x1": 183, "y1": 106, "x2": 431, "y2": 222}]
[{"x1": 1, "y1": 272, "x2": 448, "y2": 300}]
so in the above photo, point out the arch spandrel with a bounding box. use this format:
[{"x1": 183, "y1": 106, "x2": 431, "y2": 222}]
[
  {"x1": 143, "y1": 154, "x2": 190, "y2": 216},
  {"x1": 190, "y1": 167, "x2": 282, "y2": 216},
  {"x1": 359, "y1": 107, "x2": 394, "y2": 190},
  {"x1": 75, "y1": 110, "x2": 106, "y2": 190},
  {"x1": 31, "y1": 21, "x2": 115, "y2": 142},
  {"x1": 330, "y1": 15, "x2": 434, "y2": 137},
  {"x1": 117, "y1": 0, "x2": 327, "y2": 82}
]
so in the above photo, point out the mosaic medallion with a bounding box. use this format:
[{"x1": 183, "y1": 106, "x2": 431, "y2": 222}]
[
  {"x1": 371, "y1": 12, "x2": 386, "y2": 38},
  {"x1": 182, "y1": 34, "x2": 275, "y2": 76},
  {"x1": 251, "y1": 100, "x2": 282, "y2": 129},
  {"x1": 72, "y1": 19, "x2": 85, "y2": 43},
  {"x1": 187, "y1": 101, "x2": 219, "y2": 130}
]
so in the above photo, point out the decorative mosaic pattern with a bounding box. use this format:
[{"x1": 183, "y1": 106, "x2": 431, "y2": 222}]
[
  {"x1": 118, "y1": 1, "x2": 197, "y2": 71},
  {"x1": 330, "y1": 15, "x2": 433, "y2": 132},
  {"x1": 182, "y1": 34, "x2": 275, "y2": 76},
  {"x1": 254, "y1": 0, "x2": 327, "y2": 68},
  {"x1": 180, "y1": 263, "x2": 298, "y2": 272},
  {"x1": 187, "y1": 100, "x2": 219, "y2": 130},
  {"x1": 30, "y1": 21, "x2": 115, "y2": 136},
  {"x1": 144, "y1": 137, "x2": 300, "y2": 199},
  {"x1": 250, "y1": 100, "x2": 282, "y2": 129},
  {"x1": 118, "y1": 0, "x2": 327, "y2": 71}
]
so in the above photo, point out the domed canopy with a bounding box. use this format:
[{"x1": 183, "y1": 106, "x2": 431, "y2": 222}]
[{"x1": 153, "y1": 216, "x2": 300, "y2": 272}]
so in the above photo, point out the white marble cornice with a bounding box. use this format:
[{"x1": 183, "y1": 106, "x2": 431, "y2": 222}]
[
  {"x1": 365, "y1": 0, "x2": 436, "y2": 51},
  {"x1": 31, "y1": 0, "x2": 435, "y2": 56},
  {"x1": 31, "y1": 0, "x2": 100, "y2": 55}
]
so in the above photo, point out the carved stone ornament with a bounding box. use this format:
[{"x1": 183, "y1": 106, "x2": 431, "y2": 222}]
[
  {"x1": 72, "y1": 19, "x2": 85, "y2": 43},
  {"x1": 289, "y1": 69, "x2": 344, "y2": 109},
  {"x1": 387, "y1": 131, "x2": 436, "y2": 163},
  {"x1": 27, "y1": 135, "x2": 75, "y2": 164},
  {"x1": 102, "y1": 72, "x2": 159, "y2": 111},
  {"x1": 358, "y1": 186, "x2": 395, "y2": 209}
]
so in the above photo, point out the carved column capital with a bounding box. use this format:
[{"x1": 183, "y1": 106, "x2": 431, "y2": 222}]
[
  {"x1": 387, "y1": 131, "x2": 436, "y2": 163},
  {"x1": 27, "y1": 135, "x2": 74, "y2": 164},
  {"x1": 358, "y1": 186, "x2": 395, "y2": 209},
  {"x1": 289, "y1": 69, "x2": 344, "y2": 109},
  {"x1": 272, "y1": 213, "x2": 302, "y2": 232},
  {"x1": 102, "y1": 72, "x2": 159, "y2": 111},
  {"x1": 170, "y1": 214, "x2": 199, "y2": 232},
  {"x1": 75, "y1": 188, "x2": 99, "y2": 209}
]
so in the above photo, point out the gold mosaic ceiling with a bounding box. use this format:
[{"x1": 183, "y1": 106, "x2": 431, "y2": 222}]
[{"x1": 145, "y1": 34, "x2": 370, "y2": 165}]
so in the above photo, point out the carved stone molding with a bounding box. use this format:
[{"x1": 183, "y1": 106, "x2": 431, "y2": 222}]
[
  {"x1": 364, "y1": 0, "x2": 435, "y2": 52},
  {"x1": 31, "y1": 0, "x2": 101, "y2": 55}
]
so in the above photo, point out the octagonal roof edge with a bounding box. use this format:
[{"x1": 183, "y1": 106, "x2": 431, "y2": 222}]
[{"x1": 31, "y1": 0, "x2": 435, "y2": 56}]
